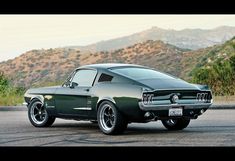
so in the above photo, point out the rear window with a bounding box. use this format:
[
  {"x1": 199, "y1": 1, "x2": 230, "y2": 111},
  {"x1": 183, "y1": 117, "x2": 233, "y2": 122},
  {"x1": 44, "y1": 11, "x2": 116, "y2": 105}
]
[{"x1": 110, "y1": 67, "x2": 176, "y2": 80}]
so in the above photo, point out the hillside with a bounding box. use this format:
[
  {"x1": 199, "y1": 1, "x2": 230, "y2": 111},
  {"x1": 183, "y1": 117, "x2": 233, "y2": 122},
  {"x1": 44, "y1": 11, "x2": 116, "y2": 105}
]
[
  {"x1": 1, "y1": 37, "x2": 235, "y2": 92},
  {"x1": 0, "y1": 40, "x2": 189, "y2": 87},
  {"x1": 0, "y1": 48, "x2": 83, "y2": 87},
  {"x1": 191, "y1": 36, "x2": 235, "y2": 68},
  {"x1": 181, "y1": 36, "x2": 235, "y2": 79},
  {"x1": 71, "y1": 26, "x2": 235, "y2": 51},
  {"x1": 190, "y1": 37, "x2": 235, "y2": 95}
]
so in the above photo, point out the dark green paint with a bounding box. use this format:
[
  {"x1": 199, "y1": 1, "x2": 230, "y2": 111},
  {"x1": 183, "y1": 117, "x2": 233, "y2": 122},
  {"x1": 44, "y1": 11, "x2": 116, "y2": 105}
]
[{"x1": 24, "y1": 63, "x2": 212, "y2": 122}]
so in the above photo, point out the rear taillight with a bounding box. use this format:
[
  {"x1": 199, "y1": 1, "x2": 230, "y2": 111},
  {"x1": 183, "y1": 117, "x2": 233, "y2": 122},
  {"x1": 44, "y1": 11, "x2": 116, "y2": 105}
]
[
  {"x1": 142, "y1": 93, "x2": 154, "y2": 105},
  {"x1": 196, "y1": 92, "x2": 211, "y2": 103}
]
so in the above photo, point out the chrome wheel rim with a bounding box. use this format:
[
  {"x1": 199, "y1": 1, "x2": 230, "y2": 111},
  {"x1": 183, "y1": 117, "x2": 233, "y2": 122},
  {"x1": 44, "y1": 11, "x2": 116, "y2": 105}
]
[
  {"x1": 30, "y1": 102, "x2": 48, "y2": 125},
  {"x1": 166, "y1": 119, "x2": 177, "y2": 126},
  {"x1": 100, "y1": 104, "x2": 115, "y2": 131}
]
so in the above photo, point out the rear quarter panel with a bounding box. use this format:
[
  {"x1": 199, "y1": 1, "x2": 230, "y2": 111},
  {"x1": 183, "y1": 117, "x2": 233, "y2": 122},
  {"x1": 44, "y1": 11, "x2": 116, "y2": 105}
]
[{"x1": 91, "y1": 83, "x2": 145, "y2": 119}]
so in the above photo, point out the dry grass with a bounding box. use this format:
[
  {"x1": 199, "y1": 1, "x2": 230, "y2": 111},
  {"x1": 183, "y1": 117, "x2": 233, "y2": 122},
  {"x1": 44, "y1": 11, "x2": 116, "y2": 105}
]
[
  {"x1": 213, "y1": 95, "x2": 235, "y2": 105},
  {"x1": 0, "y1": 94, "x2": 24, "y2": 106}
]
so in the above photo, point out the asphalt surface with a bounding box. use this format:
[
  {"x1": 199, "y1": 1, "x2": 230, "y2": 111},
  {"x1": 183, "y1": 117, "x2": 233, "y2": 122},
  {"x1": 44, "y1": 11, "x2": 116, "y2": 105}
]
[{"x1": 0, "y1": 109, "x2": 235, "y2": 146}]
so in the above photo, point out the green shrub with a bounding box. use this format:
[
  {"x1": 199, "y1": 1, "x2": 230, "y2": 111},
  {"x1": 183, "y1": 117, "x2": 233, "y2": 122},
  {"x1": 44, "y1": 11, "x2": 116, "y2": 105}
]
[
  {"x1": 192, "y1": 56, "x2": 235, "y2": 96},
  {"x1": 0, "y1": 72, "x2": 26, "y2": 106}
]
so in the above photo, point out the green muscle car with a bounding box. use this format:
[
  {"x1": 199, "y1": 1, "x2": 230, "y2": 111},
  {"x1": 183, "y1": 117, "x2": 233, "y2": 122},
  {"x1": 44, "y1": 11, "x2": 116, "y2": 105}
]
[{"x1": 24, "y1": 63, "x2": 213, "y2": 135}]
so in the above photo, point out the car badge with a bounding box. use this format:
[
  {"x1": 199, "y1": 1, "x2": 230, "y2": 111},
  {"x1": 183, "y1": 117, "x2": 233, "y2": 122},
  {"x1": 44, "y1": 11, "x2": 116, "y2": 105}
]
[
  {"x1": 171, "y1": 94, "x2": 179, "y2": 103},
  {"x1": 44, "y1": 95, "x2": 53, "y2": 100}
]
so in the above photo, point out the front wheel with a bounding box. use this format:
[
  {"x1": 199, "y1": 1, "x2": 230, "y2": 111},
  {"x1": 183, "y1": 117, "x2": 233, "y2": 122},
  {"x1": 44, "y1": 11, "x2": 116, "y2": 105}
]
[
  {"x1": 28, "y1": 99, "x2": 56, "y2": 127},
  {"x1": 97, "y1": 101, "x2": 127, "y2": 135},
  {"x1": 161, "y1": 118, "x2": 190, "y2": 130}
]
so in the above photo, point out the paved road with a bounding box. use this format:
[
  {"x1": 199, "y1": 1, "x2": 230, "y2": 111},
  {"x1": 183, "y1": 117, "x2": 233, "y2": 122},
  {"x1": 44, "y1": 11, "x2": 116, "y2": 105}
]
[{"x1": 0, "y1": 110, "x2": 234, "y2": 146}]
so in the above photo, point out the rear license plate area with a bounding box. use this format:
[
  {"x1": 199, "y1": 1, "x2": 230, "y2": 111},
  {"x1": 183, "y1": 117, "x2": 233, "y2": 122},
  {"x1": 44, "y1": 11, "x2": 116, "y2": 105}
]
[{"x1": 169, "y1": 107, "x2": 183, "y2": 116}]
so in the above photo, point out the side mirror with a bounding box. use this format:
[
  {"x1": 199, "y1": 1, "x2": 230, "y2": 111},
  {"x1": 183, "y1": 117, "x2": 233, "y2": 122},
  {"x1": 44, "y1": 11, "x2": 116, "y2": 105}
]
[
  {"x1": 62, "y1": 81, "x2": 70, "y2": 87},
  {"x1": 70, "y1": 82, "x2": 78, "y2": 88}
]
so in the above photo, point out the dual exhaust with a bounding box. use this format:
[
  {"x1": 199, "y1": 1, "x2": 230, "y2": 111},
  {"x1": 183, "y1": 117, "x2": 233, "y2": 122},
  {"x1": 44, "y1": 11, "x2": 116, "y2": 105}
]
[
  {"x1": 144, "y1": 112, "x2": 157, "y2": 121},
  {"x1": 144, "y1": 109, "x2": 205, "y2": 120}
]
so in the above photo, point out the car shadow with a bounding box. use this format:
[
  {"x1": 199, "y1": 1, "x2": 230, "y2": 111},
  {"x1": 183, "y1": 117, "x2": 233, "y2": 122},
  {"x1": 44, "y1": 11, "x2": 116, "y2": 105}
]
[
  {"x1": 50, "y1": 121, "x2": 196, "y2": 135},
  {"x1": 51, "y1": 122, "x2": 99, "y2": 129},
  {"x1": 124, "y1": 126, "x2": 196, "y2": 135}
]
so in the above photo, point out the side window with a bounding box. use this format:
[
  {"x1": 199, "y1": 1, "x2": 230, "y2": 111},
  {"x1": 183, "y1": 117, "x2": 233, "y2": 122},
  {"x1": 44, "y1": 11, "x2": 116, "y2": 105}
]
[
  {"x1": 71, "y1": 69, "x2": 97, "y2": 87},
  {"x1": 63, "y1": 71, "x2": 76, "y2": 87},
  {"x1": 98, "y1": 73, "x2": 113, "y2": 82}
]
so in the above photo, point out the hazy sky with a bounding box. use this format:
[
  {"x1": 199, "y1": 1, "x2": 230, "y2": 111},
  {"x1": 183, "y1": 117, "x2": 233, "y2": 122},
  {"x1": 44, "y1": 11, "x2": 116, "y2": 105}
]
[{"x1": 0, "y1": 15, "x2": 235, "y2": 62}]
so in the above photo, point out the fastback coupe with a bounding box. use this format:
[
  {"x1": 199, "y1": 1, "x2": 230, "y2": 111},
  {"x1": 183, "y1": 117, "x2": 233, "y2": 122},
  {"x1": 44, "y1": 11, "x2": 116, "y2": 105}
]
[{"x1": 24, "y1": 63, "x2": 212, "y2": 135}]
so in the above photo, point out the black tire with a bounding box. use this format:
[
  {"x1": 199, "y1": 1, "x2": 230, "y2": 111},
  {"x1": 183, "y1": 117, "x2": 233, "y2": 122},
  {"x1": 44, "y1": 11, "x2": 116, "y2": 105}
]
[
  {"x1": 97, "y1": 101, "x2": 127, "y2": 135},
  {"x1": 161, "y1": 118, "x2": 190, "y2": 130},
  {"x1": 28, "y1": 99, "x2": 56, "y2": 127}
]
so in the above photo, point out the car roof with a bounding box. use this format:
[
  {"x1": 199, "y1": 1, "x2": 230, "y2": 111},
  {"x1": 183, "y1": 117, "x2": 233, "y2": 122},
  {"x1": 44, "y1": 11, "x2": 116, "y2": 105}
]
[{"x1": 78, "y1": 63, "x2": 146, "y2": 69}]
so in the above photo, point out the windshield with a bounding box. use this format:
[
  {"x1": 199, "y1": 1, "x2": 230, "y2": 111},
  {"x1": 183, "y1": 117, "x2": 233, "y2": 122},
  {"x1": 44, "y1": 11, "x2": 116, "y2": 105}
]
[{"x1": 110, "y1": 67, "x2": 176, "y2": 80}]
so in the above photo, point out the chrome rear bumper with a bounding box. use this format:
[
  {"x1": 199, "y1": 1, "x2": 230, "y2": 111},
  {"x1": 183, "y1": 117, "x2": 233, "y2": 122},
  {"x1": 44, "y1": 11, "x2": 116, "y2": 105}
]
[{"x1": 139, "y1": 102, "x2": 212, "y2": 111}]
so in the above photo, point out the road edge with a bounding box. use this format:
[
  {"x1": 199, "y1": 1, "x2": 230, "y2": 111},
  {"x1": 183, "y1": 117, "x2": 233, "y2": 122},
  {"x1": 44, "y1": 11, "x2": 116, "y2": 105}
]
[{"x1": 0, "y1": 106, "x2": 27, "y2": 111}]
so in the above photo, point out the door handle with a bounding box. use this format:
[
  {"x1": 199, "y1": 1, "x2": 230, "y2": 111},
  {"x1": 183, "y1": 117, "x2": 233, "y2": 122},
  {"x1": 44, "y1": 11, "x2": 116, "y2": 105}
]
[{"x1": 84, "y1": 88, "x2": 89, "y2": 92}]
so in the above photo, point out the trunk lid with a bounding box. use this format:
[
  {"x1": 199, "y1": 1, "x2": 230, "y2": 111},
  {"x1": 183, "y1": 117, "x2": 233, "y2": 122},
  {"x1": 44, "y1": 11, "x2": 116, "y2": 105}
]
[{"x1": 138, "y1": 78, "x2": 199, "y2": 90}]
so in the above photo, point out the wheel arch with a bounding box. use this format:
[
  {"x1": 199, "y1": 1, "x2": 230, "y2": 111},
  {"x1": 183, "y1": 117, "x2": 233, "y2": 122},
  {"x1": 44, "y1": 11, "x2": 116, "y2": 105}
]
[
  {"x1": 29, "y1": 95, "x2": 44, "y2": 106},
  {"x1": 96, "y1": 97, "x2": 128, "y2": 135},
  {"x1": 96, "y1": 97, "x2": 117, "y2": 111}
]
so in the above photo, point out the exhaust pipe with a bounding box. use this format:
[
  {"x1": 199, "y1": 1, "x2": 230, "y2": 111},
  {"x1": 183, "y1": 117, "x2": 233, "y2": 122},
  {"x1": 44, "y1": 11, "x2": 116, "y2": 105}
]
[
  {"x1": 200, "y1": 109, "x2": 205, "y2": 114},
  {"x1": 144, "y1": 112, "x2": 155, "y2": 120}
]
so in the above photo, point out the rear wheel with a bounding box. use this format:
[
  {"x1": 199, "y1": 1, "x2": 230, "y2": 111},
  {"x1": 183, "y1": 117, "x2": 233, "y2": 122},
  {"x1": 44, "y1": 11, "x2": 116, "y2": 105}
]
[
  {"x1": 97, "y1": 101, "x2": 127, "y2": 135},
  {"x1": 28, "y1": 99, "x2": 55, "y2": 127},
  {"x1": 161, "y1": 118, "x2": 190, "y2": 130}
]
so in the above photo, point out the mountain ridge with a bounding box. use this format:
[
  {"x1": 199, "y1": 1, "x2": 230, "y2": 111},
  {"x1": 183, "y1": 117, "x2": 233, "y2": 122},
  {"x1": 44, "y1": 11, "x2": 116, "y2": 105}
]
[
  {"x1": 67, "y1": 26, "x2": 235, "y2": 51},
  {"x1": 0, "y1": 40, "x2": 190, "y2": 87},
  {"x1": 1, "y1": 31, "x2": 235, "y2": 92}
]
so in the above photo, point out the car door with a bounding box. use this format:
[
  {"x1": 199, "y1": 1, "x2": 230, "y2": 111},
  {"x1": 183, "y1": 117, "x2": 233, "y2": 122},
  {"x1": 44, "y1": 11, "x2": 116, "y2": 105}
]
[{"x1": 55, "y1": 69, "x2": 97, "y2": 117}]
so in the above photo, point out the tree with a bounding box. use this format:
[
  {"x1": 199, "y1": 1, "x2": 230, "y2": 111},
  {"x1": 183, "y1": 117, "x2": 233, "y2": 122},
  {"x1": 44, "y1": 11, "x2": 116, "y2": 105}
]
[{"x1": 0, "y1": 71, "x2": 9, "y2": 94}]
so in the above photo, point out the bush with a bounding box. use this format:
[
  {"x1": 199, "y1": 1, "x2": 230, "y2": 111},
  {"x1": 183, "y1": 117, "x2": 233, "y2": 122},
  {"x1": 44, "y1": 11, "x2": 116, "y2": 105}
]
[
  {"x1": 192, "y1": 56, "x2": 235, "y2": 95},
  {"x1": 0, "y1": 71, "x2": 9, "y2": 95},
  {"x1": 0, "y1": 72, "x2": 26, "y2": 105}
]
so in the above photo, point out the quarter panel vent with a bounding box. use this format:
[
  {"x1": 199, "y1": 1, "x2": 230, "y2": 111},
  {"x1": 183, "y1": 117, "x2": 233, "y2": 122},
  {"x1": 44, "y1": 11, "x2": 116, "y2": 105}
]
[{"x1": 98, "y1": 73, "x2": 113, "y2": 82}]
